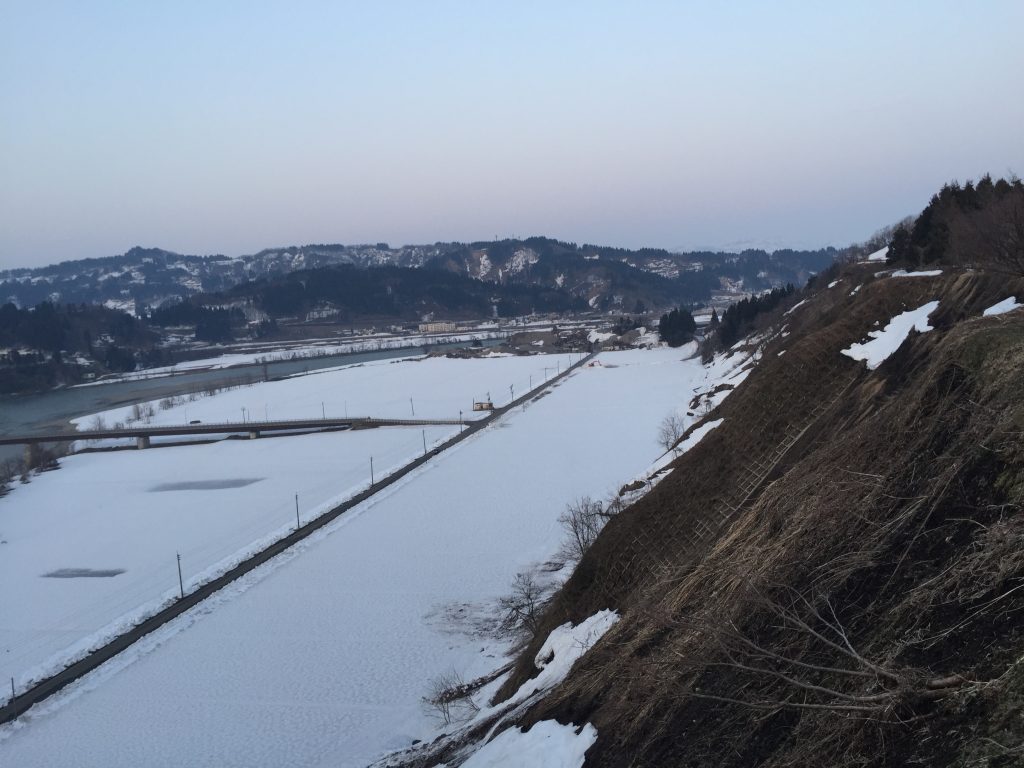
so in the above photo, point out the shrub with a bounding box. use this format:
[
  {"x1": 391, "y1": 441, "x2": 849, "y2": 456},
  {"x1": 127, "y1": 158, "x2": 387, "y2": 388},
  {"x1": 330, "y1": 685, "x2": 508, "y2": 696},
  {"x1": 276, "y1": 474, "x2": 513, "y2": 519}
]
[
  {"x1": 558, "y1": 496, "x2": 618, "y2": 563},
  {"x1": 498, "y1": 572, "x2": 549, "y2": 637}
]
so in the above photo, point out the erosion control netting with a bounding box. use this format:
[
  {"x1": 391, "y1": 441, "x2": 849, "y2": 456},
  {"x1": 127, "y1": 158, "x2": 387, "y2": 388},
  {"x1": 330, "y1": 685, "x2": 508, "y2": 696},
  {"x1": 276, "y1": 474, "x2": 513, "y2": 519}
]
[{"x1": 493, "y1": 269, "x2": 1024, "y2": 768}]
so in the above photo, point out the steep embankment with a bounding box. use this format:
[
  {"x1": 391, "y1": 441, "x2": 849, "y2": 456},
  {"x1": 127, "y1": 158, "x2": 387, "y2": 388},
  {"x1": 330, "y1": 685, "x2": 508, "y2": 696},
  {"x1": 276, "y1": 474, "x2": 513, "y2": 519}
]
[{"x1": 447, "y1": 261, "x2": 1024, "y2": 766}]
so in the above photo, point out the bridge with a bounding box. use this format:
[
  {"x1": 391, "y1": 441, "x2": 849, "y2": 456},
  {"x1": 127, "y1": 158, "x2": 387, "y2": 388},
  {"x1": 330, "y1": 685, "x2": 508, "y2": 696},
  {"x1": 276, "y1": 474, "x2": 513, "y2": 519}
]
[{"x1": 0, "y1": 416, "x2": 468, "y2": 450}]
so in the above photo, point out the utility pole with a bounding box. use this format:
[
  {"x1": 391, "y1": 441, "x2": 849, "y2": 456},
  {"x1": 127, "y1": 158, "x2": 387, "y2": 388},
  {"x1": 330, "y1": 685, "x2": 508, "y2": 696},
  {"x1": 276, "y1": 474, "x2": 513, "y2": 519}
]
[
  {"x1": 370, "y1": 456, "x2": 375, "y2": 484},
  {"x1": 321, "y1": 402, "x2": 326, "y2": 419},
  {"x1": 295, "y1": 493, "x2": 300, "y2": 529},
  {"x1": 176, "y1": 553, "x2": 184, "y2": 599},
  {"x1": 422, "y1": 429, "x2": 427, "y2": 455},
  {"x1": 10, "y1": 677, "x2": 14, "y2": 702},
  {"x1": 410, "y1": 397, "x2": 415, "y2": 416}
]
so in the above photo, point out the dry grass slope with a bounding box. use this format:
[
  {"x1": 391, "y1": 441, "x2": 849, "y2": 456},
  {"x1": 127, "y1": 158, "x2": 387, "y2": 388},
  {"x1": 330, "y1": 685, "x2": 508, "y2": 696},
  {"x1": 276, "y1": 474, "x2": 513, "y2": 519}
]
[{"x1": 493, "y1": 265, "x2": 1024, "y2": 767}]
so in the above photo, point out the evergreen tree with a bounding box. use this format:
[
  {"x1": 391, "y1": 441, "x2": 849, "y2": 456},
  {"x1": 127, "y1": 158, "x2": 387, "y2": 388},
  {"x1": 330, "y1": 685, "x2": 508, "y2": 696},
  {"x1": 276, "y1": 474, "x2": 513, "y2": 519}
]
[{"x1": 658, "y1": 308, "x2": 697, "y2": 347}]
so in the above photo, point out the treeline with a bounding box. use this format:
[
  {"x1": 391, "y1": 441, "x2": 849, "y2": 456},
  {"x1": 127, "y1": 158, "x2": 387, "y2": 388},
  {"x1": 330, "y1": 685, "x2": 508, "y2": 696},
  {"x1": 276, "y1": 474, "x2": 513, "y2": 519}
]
[
  {"x1": 888, "y1": 175, "x2": 1024, "y2": 273},
  {"x1": 224, "y1": 264, "x2": 587, "y2": 319},
  {"x1": 0, "y1": 301, "x2": 166, "y2": 392},
  {"x1": 0, "y1": 301, "x2": 152, "y2": 356},
  {"x1": 529, "y1": 250, "x2": 720, "y2": 308},
  {"x1": 700, "y1": 284, "x2": 796, "y2": 353},
  {"x1": 149, "y1": 303, "x2": 243, "y2": 342},
  {"x1": 657, "y1": 308, "x2": 697, "y2": 347}
]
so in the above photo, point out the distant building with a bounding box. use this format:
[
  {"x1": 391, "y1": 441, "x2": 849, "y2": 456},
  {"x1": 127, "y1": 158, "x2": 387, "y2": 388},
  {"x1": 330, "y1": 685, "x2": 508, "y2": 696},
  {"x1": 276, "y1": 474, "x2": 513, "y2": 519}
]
[
  {"x1": 304, "y1": 303, "x2": 339, "y2": 322},
  {"x1": 418, "y1": 321, "x2": 457, "y2": 333}
]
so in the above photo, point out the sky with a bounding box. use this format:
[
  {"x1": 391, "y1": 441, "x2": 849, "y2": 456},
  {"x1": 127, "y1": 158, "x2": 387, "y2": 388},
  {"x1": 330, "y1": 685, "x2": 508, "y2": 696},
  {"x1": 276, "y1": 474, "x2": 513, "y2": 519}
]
[{"x1": 1, "y1": 1, "x2": 1022, "y2": 269}]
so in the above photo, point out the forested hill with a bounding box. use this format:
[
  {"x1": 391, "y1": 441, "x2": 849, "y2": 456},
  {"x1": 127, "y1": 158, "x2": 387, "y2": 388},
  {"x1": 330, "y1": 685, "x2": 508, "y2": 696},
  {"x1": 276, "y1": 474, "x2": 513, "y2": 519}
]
[
  {"x1": 216, "y1": 264, "x2": 589, "y2": 321},
  {"x1": 0, "y1": 238, "x2": 837, "y2": 312}
]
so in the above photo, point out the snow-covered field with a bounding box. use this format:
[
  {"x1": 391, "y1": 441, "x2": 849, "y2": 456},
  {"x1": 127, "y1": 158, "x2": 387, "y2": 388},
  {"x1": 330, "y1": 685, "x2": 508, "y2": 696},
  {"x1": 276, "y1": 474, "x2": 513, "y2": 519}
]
[
  {"x1": 75, "y1": 352, "x2": 578, "y2": 433},
  {"x1": 4, "y1": 354, "x2": 578, "y2": 689},
  {"x1": 0, "y1": 346, "x2": 734, "y2": 767},
  {"x1": 0, "y1": 425, "x2": 458, "y2": 690}
]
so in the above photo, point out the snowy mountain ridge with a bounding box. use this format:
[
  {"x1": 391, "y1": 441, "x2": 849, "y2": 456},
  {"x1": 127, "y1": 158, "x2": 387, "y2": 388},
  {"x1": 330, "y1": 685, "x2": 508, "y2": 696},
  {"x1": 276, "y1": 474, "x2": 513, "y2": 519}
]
[{"x1": 1, "y1": 238, "x2": 838, "y2": 313}]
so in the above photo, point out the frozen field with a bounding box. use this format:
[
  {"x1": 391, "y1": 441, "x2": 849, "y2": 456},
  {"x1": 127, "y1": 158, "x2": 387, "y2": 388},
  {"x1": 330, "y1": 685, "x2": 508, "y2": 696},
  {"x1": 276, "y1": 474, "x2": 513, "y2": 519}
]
[
  {"x1": 1, "y1": 346, "x2": 729, "y2": 767},
  {"x1": 3, "y1": 354, "x2": 577, "y2": 690},
  {"x1": 0, "y1": 425, "x2": 458, "y2": 689}
]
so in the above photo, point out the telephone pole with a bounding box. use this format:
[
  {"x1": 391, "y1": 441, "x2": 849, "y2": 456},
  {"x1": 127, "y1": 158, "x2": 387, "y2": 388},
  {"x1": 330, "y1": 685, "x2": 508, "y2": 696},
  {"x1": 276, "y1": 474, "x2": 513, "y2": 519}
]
[{"x1": 176, "y1": 553, "x2": 184, "y2": 599}]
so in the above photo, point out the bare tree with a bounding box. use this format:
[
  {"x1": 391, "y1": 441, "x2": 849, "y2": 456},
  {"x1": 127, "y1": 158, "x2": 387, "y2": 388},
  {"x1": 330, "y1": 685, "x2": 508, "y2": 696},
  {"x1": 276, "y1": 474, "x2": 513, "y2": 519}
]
[
  {"x1": 0, "y1": 458, "x2": 18, "y2": 496},
  {"x1": 558, "y1": 496, "x2": 618, "y2": 563},
  {"x1": 658, "y1": 412, "x2": 686, "y2": 452},
  {"x1": 960, "y1": 191, "x2": 1024, "y2": 276},
  {"x1": 498, "y1": 572, "x2": 549, "y2": 636},
  {"x1": 423, "y1": 668, "x2": 480, "y2": 725},
  {"x1": 667, "y1": 586, "x2": 977, "y2": 717}
]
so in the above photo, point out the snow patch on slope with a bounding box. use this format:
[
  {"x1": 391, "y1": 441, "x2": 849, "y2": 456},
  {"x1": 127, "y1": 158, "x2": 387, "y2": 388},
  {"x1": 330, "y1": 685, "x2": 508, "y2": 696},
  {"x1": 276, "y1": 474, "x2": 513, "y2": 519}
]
[
  {"x1": 507, "y1": 249, "x2": 539, "y2": 275},
  {"x1": 841, "y1": 301, "x2": 939, "y2": 370},
  {"x1": 679, "y1": 418, "x2": 724, "y2": 454},
  {"x1": 866, "y1": 246, "x2": 889, "y2": 262},
  {"x1": 890, "y1": 269, "x2": 943, "y2": 278},
  {"x1": 498, "y1": 610, "x2": 619, "y2": 712},
  {"x1": 461, "y1": 721, "x2": 597, "y2": 768},
  {"x1": 983, "y1": 297, "x2": 1022, "y2": 316}
]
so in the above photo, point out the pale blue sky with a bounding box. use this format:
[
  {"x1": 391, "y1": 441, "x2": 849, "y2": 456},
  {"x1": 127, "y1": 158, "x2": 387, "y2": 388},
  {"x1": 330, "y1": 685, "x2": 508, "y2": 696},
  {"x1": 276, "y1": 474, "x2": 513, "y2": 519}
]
[{"x1": 2, "y1": 1, "x2": 1022, "y2": 267}]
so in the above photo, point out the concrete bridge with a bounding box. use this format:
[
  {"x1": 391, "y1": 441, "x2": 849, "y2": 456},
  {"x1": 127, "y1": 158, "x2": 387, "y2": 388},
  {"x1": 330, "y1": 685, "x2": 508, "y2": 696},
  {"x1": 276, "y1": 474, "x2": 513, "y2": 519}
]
[{"x1": 0, "y1": 416, "x2": 467, "y2": 451}]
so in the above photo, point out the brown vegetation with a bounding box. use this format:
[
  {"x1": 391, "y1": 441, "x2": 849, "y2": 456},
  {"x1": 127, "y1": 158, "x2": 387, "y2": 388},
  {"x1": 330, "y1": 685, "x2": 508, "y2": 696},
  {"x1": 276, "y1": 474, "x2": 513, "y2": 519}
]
[{"x1": 483, "y1": 265, "x2": 1024, "y2": 767}]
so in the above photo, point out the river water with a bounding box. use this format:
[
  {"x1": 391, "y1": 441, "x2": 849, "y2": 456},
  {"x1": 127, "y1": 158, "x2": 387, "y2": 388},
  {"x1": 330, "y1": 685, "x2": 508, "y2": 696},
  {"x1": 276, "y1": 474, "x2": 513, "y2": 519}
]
[{"x1": 0, "y1": 339, "x2": 502, "y2": 463}]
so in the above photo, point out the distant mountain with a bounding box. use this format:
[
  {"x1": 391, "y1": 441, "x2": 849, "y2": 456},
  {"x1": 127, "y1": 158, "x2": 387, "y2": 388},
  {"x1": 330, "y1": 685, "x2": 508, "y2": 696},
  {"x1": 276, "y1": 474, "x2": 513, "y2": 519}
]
[
  {"x1": 211, "y1": 264, "x2": 589, "y2": 322},
  {"x1": 0, "y1": 238, "x2": 839, "y2": 314}
]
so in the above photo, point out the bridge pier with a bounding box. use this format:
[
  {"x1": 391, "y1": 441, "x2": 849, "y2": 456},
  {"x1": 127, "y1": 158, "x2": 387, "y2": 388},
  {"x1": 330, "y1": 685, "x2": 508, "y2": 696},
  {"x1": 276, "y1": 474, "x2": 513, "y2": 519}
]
[
  {"x1": 136, "y1": 436, "x2": 150, "y2": 449},
  {"x1": 248, "y1": 430, "x2": 260, "y2": 440},
  {"x1": 24, "y1": 443, "x2": 38, "y2": 467}
]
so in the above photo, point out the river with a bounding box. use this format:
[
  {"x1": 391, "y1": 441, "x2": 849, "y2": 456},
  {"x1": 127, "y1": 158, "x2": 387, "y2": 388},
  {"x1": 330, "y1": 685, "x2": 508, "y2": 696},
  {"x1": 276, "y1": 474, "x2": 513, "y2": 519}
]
[{"x1": 0, "y1": 338, "x2": 502, "y2": 463}]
